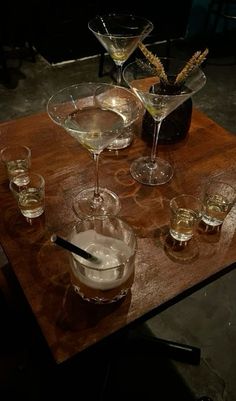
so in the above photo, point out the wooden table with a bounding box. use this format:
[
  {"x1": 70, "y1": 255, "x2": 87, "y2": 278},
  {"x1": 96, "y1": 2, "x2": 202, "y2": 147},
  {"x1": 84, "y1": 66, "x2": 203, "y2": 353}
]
[{"x1": 0, "y1": 108, "x2": 235, "y2": 364}]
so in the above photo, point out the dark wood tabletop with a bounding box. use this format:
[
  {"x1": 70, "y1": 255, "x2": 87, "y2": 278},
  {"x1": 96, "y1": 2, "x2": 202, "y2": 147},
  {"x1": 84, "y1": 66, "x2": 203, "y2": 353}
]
[{"x1": 0, "y1": 108, "x2": 235, "y2": 364}]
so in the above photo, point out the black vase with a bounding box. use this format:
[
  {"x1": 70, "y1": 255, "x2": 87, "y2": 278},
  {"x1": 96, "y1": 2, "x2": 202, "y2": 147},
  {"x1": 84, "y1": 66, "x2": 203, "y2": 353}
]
[{"x1": 142, "y1": 97, "x2": 193, "y2": 145}]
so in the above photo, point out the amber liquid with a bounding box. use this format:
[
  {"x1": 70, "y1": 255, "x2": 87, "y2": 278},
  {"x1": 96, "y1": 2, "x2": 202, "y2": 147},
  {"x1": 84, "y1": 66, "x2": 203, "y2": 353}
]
[
  {"x1": 96, "y1": 35, "x2": 140, "y2": 64},
  {"x1": 170, "y1": 207, "x2": 199, "y2": 241},
  {"x1": 70, "y1": 269, "x2": 134, "y2": 303},
  {"x1": 202, "y1": 194, "x2": 230, "y2": 226}
]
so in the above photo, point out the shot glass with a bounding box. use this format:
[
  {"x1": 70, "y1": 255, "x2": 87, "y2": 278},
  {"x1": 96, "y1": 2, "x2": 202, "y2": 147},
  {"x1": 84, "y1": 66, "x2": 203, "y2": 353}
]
[
  {"x1": 1, "y1": 145, "x2": 31, "y2": 185},
  {"x1": 68, "y1": 215, "x2": 137, "y2": 304},
  {"x1": 169, "y1": 194, "x2": 204, "y2": 243},
  {"x1": 15, "y1": 172, "x2": 45, "y2": 218},
  {"x1": 201, "y1": 180, "x2": 236, "y2": 228}
]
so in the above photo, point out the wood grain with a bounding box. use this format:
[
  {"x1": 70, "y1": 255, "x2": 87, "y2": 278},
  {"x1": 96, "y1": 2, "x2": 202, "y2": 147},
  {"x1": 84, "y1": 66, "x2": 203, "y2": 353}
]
[{"x1": 0, "y1": 108, "x2": 235, "y2": 363}]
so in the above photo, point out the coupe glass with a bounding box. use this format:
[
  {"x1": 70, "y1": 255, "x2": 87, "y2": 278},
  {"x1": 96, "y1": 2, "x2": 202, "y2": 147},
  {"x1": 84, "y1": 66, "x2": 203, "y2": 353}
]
[
  {"x1": 47, "y1": 83, "x2": 125, "y2": 218},
  {"x1": 88, "y1": 14, "x2": 153, "y2": 85},
  {"x1": 123, "y1": 58, "x2": 206, "y2": 185}
]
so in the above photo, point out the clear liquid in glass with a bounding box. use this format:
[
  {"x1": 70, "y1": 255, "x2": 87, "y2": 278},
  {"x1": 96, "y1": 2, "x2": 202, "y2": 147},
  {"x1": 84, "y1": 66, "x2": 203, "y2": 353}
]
[
  {"x1": 202, "y1": 194, "x2": 229, "y2": 226},
  {"x1": 19, "y1": 188, "x2": 44, "y2": 218},
  {"x1": 170, "y1": 208, "x2": 199, "y2": 241},
  {"x1": 64, "y1": 106, "x2": 123, "y2": 151}
]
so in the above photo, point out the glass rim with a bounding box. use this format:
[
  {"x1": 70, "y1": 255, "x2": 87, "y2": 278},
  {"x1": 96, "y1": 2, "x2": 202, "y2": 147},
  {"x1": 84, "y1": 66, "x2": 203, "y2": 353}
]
[
  {"x1": 48, "y1": 81, "x2": 136, "y2": 99},
  {"x1": 88, "y1": 14, "x2": 154, "y2": 38},
  {"x1": 1, "y1": 144, "x2": 31, "y2": 159},
  {"x1": 206, "y1": 179, "x2": 236, "y2": 191},
  {"x1": 170, "y1": 194, "x2": 204, "y2": 208},
  {"x1": 47, "y1": 81, "x2": 100, "y2": 104},
  {"x1": 47, "y1": 81, "x2": 142, "y2": 127}
]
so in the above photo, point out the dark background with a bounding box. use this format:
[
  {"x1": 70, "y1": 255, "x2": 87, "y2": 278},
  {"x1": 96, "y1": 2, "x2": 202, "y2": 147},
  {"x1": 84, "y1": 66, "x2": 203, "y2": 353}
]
[{"x1": 1, "y1": 0, "x2": 193, "y2": 62}]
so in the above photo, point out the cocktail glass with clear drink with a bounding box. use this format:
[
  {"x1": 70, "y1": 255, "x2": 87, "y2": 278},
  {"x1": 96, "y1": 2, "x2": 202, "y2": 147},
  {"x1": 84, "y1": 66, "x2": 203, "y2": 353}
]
[
  {"x1": 47, "y1": 82, "x2": 136, "y2": 218},
  {"x1": 123, "y1": 58, "x2": 206, "y2": 185},
  {"x1": 88, "y1": 14, "x2": 153, "y2": 85},
  {"x1": 68, "y1": 215, "x2": 137, "y2": 304}
]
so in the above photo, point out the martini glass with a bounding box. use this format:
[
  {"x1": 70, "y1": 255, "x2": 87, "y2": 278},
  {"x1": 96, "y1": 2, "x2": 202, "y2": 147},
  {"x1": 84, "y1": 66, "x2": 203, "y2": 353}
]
[
  {"x1": 88, "y1": 14, "x2": 153, "y2": 85},
  {"x1": 47, "y1": 82, "x2": 125, "y2": 218},
  {"x1": 123, "y1": 58, "x2": 206, "y2": 185}
]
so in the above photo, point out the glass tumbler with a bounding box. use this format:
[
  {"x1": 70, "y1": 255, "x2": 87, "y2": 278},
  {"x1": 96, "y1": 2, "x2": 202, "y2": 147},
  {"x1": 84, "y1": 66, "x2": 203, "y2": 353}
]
[{"x1": 68, "y1": 215, "x2": 137, "y2": 304}]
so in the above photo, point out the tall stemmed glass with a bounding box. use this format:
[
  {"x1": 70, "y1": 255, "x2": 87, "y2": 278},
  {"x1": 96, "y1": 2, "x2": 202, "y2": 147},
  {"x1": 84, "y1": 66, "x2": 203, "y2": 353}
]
[
  {"x1": 47, "y1": 83, "x2": 125, "y2": 218},
  {"x1": 47, "y1": 82, "x2": 141, "y2": 217},
  {"x1": 123, "y1": 58, "x2": 206, "y2": 185},
  {"x1": 88, "y1": 14, "x2": 153, "y2": 85}
]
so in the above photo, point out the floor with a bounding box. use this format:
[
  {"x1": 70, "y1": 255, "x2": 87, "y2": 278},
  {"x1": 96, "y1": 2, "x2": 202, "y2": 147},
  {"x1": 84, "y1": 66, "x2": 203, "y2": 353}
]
[{"x1": 0, "y1": 32, "x2": 236, "y2": 401}]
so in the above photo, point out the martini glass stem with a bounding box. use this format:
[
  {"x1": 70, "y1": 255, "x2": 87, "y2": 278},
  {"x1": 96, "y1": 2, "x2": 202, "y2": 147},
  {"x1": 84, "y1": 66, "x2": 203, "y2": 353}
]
[
  {"x1": 116, "y1": 64, "x2": 123, "y2": 85},
  {"x1": 150, "y1": 119, "x2": 162, "y2": 164},
  {"x1": 93, "y1": 152, "x2": 102, "y2": 205}
]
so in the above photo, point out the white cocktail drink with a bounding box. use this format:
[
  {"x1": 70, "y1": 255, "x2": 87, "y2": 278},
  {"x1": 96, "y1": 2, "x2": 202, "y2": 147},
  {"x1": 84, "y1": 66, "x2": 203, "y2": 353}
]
[{"x1": 69, "y1": 229, "x2": 136, "y2": 303}]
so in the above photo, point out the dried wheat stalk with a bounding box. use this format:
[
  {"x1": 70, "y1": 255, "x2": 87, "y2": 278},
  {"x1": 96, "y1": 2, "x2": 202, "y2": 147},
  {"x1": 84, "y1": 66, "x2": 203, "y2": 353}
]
[
  {"x1": 138, "y1": 42, "x2": 169, "y2": 84},
  {"x1": 175, "y1": 48, "x2": 209, "y2": 86},
  {"x1": 138, "y1": 43, "x2": 208, "y2": 87}
]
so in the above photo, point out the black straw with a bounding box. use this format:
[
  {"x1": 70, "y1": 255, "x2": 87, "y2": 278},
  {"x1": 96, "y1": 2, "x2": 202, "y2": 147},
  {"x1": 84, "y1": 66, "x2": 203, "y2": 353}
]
[{"x1": 51, "y1": 234, "x2": 100, "y2": 264}]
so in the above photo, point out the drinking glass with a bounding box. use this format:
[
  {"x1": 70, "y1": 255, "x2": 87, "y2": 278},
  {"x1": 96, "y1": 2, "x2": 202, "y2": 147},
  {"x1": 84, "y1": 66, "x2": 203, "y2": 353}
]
[
  {"x1": 47, "y1": 82, "x2": 125, "y2": 218},
  {"x1": 95, "y1": 83, "x2": 143, "y2": 150},
  {"x1": 88, "y1": 14, "x2": 153, "y2": 85},
  {"x1": 123, "y1": 58, "x2": 206, "y2": 185},
  {"x1": 169, "y1": 194, "x2": 204, "y2": 243},
  {"x1": 11, "y1": 172, "x2": 45, "y2": 218},
  {"x1": 1, "y1": 144, "x2": 31, "y2": 185},
  {"x1": 68, "y1": 215, "x2": 137, "y2": 304},
  {"x1": 201, "y1": 180, "x2": 236, "y2": 228}
]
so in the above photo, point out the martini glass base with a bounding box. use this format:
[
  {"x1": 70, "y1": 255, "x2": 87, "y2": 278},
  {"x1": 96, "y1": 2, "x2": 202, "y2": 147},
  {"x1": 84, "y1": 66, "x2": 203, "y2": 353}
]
[
  {"x1": 130, "y1": 156, "x2": 173, "y2": 186},
  {"x1": 73, "y1": 187, "x2": 121, "y2": 218}
]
